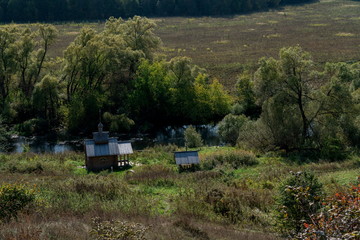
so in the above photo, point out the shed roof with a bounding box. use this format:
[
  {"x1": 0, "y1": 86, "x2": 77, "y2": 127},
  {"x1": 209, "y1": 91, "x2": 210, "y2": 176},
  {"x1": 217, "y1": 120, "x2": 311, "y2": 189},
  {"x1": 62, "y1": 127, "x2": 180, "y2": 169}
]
[
  {"x1": 93, "y1": 131, "x2": 109, "y2": 144},
  {"x1": 174, "y1": 151, "x2": 200, "y2": 165},
  {"x1": 85, "y1": 138, "x2": 120, "y2": 157},
  {"x1": 118, "y1": 141, "x2": 134, "y2": 155}
]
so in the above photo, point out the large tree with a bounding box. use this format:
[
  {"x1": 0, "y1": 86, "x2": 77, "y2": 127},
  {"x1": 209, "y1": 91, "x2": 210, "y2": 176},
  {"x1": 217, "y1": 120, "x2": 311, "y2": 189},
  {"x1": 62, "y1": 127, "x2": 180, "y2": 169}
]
[{"x1": 251, "y1": 46, "x2": 357, "y2": 151}]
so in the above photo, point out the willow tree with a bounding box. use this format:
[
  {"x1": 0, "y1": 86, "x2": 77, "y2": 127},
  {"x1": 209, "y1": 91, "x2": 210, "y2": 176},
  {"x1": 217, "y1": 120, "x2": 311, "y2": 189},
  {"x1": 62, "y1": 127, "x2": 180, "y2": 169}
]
[
  {"x1": 15, "y1": 24, "x2": 57, "y2": 99},
  {"x1": 62, "y1": 16, "x2": 161, "y2": 133},
  {"x1": 0, "y1": 27, "x2": 17, "y2": 111},
  {"x1": 253, "y1": 46, "x2": 356, "y2": 151}
]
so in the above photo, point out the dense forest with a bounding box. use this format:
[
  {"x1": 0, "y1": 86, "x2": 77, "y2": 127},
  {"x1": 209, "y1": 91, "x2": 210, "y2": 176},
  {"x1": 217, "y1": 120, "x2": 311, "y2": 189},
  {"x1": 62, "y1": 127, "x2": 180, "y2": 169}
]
[
  {"x1": 0, "y1": 17, "x2": 231, "y2": 140},
  {"x1": 0, "y1": 0, "x2": 313, "y2": 22},
  {"x1": 1, "y1": 15, "x2": 360, "y2": 159}
]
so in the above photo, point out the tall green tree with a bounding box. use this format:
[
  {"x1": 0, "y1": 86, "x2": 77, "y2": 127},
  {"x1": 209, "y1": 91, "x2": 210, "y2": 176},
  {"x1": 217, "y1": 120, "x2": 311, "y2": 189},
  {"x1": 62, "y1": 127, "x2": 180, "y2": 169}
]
[
  {"x1": 0, "y1": 27, "x2": 17, "y2": 110},
  {"x1": 252, "y1": 46, "x2": 357, "y2": 151}
]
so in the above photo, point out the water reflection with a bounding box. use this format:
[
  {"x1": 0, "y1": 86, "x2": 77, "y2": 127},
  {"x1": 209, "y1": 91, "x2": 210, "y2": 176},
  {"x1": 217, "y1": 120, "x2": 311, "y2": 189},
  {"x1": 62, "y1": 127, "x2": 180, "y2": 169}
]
[
  {"x1": 14, "y1": 136, "x2": 82, "y2": 153},
  {"x1": 10, "y1": 125, "x2": 220, "y2": 153}
]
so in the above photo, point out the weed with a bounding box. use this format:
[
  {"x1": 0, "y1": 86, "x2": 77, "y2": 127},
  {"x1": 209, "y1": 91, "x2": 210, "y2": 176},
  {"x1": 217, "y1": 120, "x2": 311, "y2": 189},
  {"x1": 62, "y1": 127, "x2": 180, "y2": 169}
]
[
  {"x1": 0, "y1": 184, "x2": 36, "y2": 222},
  {"x1": 202, "y1": 150, "x2": 258, "y2": 170}
]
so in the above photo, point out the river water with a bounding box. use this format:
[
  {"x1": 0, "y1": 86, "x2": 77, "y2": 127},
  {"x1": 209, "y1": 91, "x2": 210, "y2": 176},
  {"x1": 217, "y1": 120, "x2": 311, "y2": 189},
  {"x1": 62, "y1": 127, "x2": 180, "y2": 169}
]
[{"x1": 11, "y1": 125, "x2": 220, "y2": 153}]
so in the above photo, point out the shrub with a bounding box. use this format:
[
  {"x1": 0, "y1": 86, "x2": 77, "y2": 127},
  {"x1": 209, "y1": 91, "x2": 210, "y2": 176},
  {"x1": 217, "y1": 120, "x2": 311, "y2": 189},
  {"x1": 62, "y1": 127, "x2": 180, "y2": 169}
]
[
  {"x1": 297, "y1": 181, "x2": 360, "y2": 240},
  {"x1": 0, "y1": 184, "x2": 36, "y2": 222},
  {"x1": 202, "y1": 150, "x2": 258, "y2": 170},
  {"x1": 217, "y1": 114, "x2": 248, "y2": 146},
  {"x1": 276, "y1": 171, "x2": 323, "y2": 234},
  {"x1": 0, "y1": 122, "x2": 14, "y2": 152},
  {"x1": 184, "y1": 125, "x2": 203, "y2": 148},
  {"x1": 320, "y1": 137, "x2": 348, "y2": 161},
  {"x1": 206, "y1": 188, "x2": 243, "y2": 223},
  {"x1": 237, "y1": 119, "x2": 276, "y2": 152},
  {"x1": 125, "y1": 165, "x2": 177, "y2": 187}
]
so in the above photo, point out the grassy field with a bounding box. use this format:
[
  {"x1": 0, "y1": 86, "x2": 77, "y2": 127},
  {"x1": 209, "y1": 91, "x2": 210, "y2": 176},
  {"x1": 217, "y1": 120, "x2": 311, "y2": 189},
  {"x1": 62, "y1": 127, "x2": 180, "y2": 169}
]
[
  {"x1": 47, "y1": 0, "x2": 360, "y2": 90},
  {"x1": 0, "y1": 146, "x2": 359, "y2": 239}
]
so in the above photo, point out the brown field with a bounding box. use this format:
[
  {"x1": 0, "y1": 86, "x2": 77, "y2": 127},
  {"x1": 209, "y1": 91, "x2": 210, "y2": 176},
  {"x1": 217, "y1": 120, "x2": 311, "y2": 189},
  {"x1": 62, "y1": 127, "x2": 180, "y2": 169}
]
[{"x1": 47, "y1": 0, "x2": 360, "y2": 89}]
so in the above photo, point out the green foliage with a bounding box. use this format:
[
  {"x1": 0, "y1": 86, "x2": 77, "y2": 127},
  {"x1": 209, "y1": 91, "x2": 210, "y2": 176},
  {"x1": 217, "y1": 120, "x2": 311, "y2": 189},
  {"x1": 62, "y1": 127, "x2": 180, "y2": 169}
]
[
  {"x1": 235, "y1": 72, "x2": 259, "y2": 117},
  {"x1": 205, "y1": 188, "x2": 243, "y2": 224},
  {"x1": 129, "y1": 59, "x2": 171, "y2": 128},
  {"x1": 277, "y1": 171, "x2": 323, "y2": 233},
  {"x1": 217, "y1": 114, "x2": 248, "y2": 146},
  {"x1": 103, "y1": 112, "x2": 135, "y2": 132},
  {"x1": 130, "y1": 57, "x2": 231, "y2": 128},
  {"x1": 0, "y1": 184, "x2": 35, "y2": 222},
  {"x1": 202, "y1": 150, "x2": 258, "y2": 170},
  {"x1": 125, "y1": 164, "x2": 177, "y2": 187},
  {"x1": 184, "y1": 125, "x2": 203, "y2": 148},
  {"x1": 239, "y1": 46, "x2": 359, "y2": 155},
  {"x1": 0, "y1": 122, "x2": 13, "y2": 152},
  {"x1": 0, "y1": 148, "x2": 359, "y2": 239},
  {"x1": 32, "y1": 75, "x2": 63, "y2": 130},
  {"x1": 237, "y1": 118, "x2": 275, "y2": 152},
  {"x1": 320, "y1": 137, "x2": 348, "y2": 161}
]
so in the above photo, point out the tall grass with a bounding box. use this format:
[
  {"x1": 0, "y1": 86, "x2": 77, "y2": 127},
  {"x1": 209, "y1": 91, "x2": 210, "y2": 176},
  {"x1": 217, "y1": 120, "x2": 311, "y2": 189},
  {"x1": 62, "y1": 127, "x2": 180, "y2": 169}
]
[{"x1": 0, "y1": 146, "x2": 358, "y2": 239}]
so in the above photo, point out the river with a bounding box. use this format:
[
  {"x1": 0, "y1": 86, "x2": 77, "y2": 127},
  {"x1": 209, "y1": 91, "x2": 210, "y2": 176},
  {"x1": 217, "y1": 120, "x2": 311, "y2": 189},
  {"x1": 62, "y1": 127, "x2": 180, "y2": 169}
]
[{"x1": 11, "y1": 125, "x2": 220, "y2": 153}]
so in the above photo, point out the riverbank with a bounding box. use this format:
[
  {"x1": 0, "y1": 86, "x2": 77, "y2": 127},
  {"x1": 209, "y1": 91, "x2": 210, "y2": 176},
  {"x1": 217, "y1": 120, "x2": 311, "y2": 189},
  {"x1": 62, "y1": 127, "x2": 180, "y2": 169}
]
[{"x1": 0, "y1": 146, "x2": 359, "y2": 239}]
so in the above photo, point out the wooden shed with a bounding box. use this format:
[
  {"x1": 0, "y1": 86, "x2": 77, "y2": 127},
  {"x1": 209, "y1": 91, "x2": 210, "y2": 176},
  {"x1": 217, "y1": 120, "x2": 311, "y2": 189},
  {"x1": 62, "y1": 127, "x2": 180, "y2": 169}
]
[{"x1": 84, "y1": 123, "x2": 133, "y2": 171}]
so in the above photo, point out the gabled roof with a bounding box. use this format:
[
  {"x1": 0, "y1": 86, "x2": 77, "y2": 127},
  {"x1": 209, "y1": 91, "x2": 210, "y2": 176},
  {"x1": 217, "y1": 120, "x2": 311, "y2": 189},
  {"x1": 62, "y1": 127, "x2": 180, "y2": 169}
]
[
  {"x1": 118, "y1": 141, "x2": 134, "y2": 155},
  {"x1": 174, "y1": 151, "x2": 200, "y2": 165},
  {"x1": 85, "y1": 138, "x2": 120, "y2": 157}
]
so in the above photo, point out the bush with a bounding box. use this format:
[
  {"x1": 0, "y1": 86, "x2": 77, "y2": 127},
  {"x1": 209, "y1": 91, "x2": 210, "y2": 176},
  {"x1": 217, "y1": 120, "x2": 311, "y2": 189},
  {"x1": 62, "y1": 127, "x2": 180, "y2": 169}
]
[
  {"x1": 0, "y1": 184, "x2": 36, "y2": 222},
  {"x1": 202, "y1": 150, "x2": 258, "y2": 170},
  {"x1": 184, "y1": 126, "x2": 203, "y2": 148},
  {"x1": 217, "y1": 114, "x2": 248, "y2": 146},
  {"x1": 206, "y1": 188, "x2": 243, "y2": 223},
  {"x1": 276, "y1": 171, "x2": 323, "y2": 234},
  {"x1": 0, "y1": 122, "x2": 14, "y2": 152},
  {"x1": 297, "y1": 181, "x2": 360, "y2": 240},
  {"x1": 320, "y1": 137, "x2": 348, "y2": 161},
  {"x1": 125, "y1": 165, "x2": 177, "y2": 187}
]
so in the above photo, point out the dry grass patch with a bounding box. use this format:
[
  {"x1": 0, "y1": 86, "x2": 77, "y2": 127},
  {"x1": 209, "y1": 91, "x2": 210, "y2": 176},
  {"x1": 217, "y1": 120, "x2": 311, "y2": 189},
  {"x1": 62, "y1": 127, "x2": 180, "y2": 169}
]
[
  {"x1": 66, "y1": 31, "x2": 80, "y2": 35},
  {"x1": 309, "y1": 23, "x2": 328, "y2": 27},
  {"x1": 336, "y1": 32, "x2": 356, "y2": 37},
  {"x1": 265, "y1": 34, "x2": 281, "y2": 39},
  {"x1": 213, "y1": 40, "x2": 230, "y2": 44}
]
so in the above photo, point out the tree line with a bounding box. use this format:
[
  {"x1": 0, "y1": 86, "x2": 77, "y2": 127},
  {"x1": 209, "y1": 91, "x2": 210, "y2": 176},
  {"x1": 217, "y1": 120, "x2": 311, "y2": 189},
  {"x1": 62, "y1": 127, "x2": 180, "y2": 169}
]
[
  {"x1": 218, "y1": 46, "x2": 360, "y2": 157},
  {"x1": 1, "y1": 16, "x2": 359, "y2": 158},
  {"x1": 0, "y1": 17, "x2": 231, "y2": 138},
  {"x1": 0, "y1": 0, "x2": 312, "y2": 22}
]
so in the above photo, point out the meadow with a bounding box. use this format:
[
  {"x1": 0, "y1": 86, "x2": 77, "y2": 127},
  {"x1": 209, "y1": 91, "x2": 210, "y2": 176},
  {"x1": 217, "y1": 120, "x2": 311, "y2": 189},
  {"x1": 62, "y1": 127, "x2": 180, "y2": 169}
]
[
  {"x1": 0, "y1": 146, "x2": 359, "y2": 239},
  {"x1": 1, "y1": 0, "x2": 360, "y2": 238},
  {"x1": 48, "y1": 0, "x2": 360, "y2": 89}
]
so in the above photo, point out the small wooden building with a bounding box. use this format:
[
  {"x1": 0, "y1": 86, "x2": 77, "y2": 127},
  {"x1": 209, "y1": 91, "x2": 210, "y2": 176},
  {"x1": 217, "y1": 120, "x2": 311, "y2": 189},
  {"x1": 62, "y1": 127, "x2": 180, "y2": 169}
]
[{"x1": 84, "y1": 123, "x2": 133, "y2": 171}]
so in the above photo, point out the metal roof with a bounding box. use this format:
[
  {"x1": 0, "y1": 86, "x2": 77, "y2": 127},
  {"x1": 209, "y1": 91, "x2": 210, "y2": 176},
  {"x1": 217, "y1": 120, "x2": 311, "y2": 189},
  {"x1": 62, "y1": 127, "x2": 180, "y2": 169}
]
[
  {"x1": 93, "y1": 131, "x2": 109, "y2": 144},
  {"x1": 174, "y1": 151, "x2": 200, "y2": 165},
  {"x1": 118, "y1": 141, "x2": 134, "y2": 155},
  {"x1": 85, "y1": 138, "x2": 120, "y2": 157}
]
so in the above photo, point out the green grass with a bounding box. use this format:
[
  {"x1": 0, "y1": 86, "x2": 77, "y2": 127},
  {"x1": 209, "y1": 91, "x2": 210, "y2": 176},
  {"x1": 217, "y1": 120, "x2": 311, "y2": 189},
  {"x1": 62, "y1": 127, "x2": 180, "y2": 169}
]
[{"x1": 1, "y1": 146, "x2": 358, "y2": 239}]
